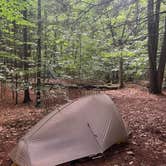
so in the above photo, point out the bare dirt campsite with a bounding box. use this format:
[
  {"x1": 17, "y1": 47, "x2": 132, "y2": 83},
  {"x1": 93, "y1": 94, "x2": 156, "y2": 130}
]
[{"x1": 0, "y1": 85, "x2": 166, "y2": 166}]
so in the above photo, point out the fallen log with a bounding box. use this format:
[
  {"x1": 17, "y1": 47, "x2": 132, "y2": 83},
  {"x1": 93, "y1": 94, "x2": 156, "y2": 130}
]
[{"x1": 42, "y1": 83, "x2": 119, "y2": 90}]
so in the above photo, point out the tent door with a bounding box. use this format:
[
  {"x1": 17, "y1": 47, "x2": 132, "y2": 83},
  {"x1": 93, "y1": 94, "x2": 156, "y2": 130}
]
[{"x1": 87, "y1": 123, "x2": 103, "y2": 153}]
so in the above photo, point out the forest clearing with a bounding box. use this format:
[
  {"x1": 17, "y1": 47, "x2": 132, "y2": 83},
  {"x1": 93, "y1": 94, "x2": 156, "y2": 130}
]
[
  {"x1": 0, "y1": 85, "x2": 166, "y2": 166},
  {"x1": 0, "y1": 0, "x2": 166, "y2": 166}
]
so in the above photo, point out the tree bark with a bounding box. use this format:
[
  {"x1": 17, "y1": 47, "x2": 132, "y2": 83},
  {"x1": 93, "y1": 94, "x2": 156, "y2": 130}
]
[
  {"x1": 148, "y1": 0, "x2": 165, "y2": 94},
  {"x1": 43, "y1": 9, "x2": 48, "y2": 83},
  {"x1": 79, "y1": 33, "x2": 82, "y2": 79},
  {"x1": 23, "y1": 8, "x2": 31, "y2": 103},
  {"x1": 119, "y1": 56, "x2": 124, "y2": 88},
  {"x1": 157, "y1": 18, "x2": 166, "y2": 92},
  {"x1": 13, "y1": 21, "x2": 19, "y2": 104},
  {"x1": 36, "y1": 0, "x2": 42, "y2": 107}
]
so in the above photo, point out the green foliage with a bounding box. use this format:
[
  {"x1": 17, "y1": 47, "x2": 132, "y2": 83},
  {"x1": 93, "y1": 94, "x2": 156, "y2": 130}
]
[{"x1": 0, "y1": 0, "x2": 165, "y2": 85}]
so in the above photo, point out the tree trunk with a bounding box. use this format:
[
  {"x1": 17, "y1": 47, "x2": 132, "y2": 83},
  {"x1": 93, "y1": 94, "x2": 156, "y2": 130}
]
[
  {"x1": 13, "y1": 21, "x2": 19, "y2": 104},
  {"x1": 36, "y1": 0, "x2": 42, "y2": 107},
  {"x1": 15, "y1": 74, "x2": 18, "y2": 104},
  {"x1": 43, "y1": 9, "x2": 48, "y2": 83},
  {"x1": 23, "y1": 8, "x2": 31, "y2": 103},
  {"x1": 157, "y1": 17, "x2": 166, "y2": 93},
  {"x1": 119, "y1": 56, "x2": 124, "y2": 88},
  {"x1": 149, "y1": 69, "x2": 159, "y2": 93},
  {"x1": 79, "y1": 33, "x2": 82, "y2": 79},
  {"x1": 147, "y1": 0, "x2": 161, "y2": 94}
]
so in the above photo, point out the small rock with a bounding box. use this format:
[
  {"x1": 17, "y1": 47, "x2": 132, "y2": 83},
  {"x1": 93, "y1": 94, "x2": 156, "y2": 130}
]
[
  {"x1": 132, "y1": 141, "x2": 137, "y2": 145},
  {"x1": 129, "y1": 161, "x2": 134, "y2": 165},
  {"x1": 127, "y1": 151, "x2": 134, "y2": 155}
]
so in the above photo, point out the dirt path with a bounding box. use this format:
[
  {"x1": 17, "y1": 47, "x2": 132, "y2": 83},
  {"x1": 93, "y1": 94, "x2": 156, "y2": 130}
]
[{"x1": 0, "y1": 85, "x2": 166, "y2": 166}]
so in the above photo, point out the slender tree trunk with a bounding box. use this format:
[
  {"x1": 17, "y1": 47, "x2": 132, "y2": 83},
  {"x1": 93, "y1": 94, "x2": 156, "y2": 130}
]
[
  {"x1": 8, "y1": 27, "x2": 15, "y2": 101},
  {"x1": 36, "y1": 0, "x2": 42, "y2": 107},
  {"x1": 12, "y1": 21, "x2": 19, "y2": 104},
  {"x1": 23, "y1": 9, "x2": 31, "y2": 103},
  {"x1": 43, "y1": 9, "x2": 48, "y2": 83},
  {"x1": 14, "y1": 22, "x2": 18, "y2": 104},
  {"x1": 119, "y1": 56, "x2": 124, "y2": 88},
  {"x1": 15, "y1": 74, "x2": 18, "y2": 104},
  {"x1": 79, "y1": 33, "x2": 82, "y2": 79}
]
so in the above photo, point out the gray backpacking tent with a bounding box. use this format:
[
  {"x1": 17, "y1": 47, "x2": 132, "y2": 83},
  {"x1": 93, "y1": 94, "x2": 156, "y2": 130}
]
[{"x1": 10, "y1": 94, "x2": 128, "y2": 166}]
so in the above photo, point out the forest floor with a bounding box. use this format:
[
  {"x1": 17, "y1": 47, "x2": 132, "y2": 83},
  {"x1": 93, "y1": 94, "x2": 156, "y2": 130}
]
[{"x1": 0, "y1": 84, "x2": 166, "y2": 166}]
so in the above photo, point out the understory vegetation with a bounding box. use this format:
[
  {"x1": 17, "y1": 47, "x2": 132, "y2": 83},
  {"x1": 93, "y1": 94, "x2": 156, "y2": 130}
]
[{"x1": 0, "y1": 0, "x2": 166, "y2": 106}]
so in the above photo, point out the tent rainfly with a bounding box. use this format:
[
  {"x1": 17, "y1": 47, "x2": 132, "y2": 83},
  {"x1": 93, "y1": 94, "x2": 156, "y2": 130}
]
[{"x1": 10, "y1": 94, "x2": 128, "y2": 166}]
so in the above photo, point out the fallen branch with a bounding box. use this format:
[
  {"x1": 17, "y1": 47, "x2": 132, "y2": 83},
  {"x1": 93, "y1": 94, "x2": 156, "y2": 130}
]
[{"x1": 43, "y1": 83, "x2": 119, "y2": 90}]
